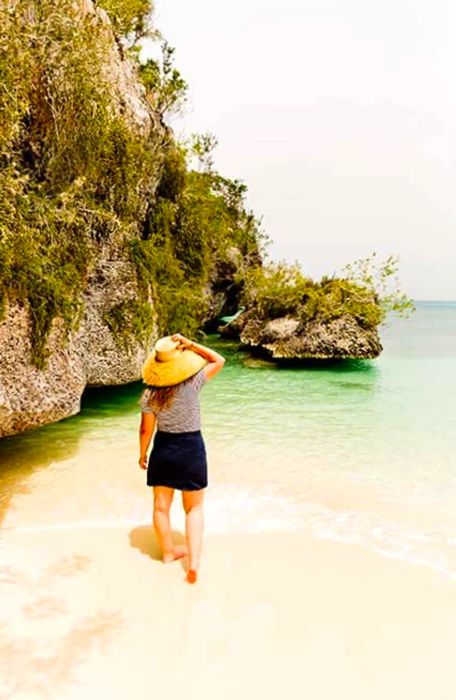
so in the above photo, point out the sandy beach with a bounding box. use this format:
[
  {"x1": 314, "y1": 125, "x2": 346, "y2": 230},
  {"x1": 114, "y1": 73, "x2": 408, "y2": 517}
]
[
  {"x1": 1, "y1": 0, "x2": 455, "y2": 697},
  {"x1": 2, "y1": 524, "x2": 456, "y2": 700}
]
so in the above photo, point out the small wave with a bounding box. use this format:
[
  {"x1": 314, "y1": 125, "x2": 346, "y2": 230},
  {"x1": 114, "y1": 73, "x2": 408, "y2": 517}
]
[
  {"x1": 204, "y1": 483, "x2": 304, "y2": 534},
  {"x1": 3, "y1": 481, "x2": 456, "y2": 581},
  {"x1": 206, "y1": 484, "x2": 456, "y2": 580},
  {"x1": 296, "y1": 503, "x2": 456, "y2": 580}
]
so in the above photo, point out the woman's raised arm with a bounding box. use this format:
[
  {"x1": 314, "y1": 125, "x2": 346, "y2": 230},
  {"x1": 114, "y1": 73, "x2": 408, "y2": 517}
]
[{"x1": 172, "y1": 334, "x2": 225, "y2": 381}]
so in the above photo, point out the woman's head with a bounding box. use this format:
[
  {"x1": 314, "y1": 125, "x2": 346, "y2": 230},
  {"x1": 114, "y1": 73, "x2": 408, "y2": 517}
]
[{"x1": 142, "y1": 335, "x2": 207, "y2": 387}]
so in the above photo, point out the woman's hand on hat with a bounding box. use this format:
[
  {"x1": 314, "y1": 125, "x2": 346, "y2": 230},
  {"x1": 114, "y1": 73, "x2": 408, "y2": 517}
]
[{"x1": 172, "y1": 333, "x2": 193, "y2": 350}]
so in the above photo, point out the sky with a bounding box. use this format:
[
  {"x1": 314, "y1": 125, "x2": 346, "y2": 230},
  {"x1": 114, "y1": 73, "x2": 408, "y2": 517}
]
[{"x1": 145, "y1": 0, "x2": 456, "y2": 300}]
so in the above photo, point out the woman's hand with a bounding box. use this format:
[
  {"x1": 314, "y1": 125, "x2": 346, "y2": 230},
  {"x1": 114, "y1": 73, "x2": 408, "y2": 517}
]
[
  {"x1": 139, "y1": 455, "x2": 148, "y2": 470},
  {"x1": 171, "y1": 333, "x2": 193, "y2": 350},
  {"x1": 172, "y1": 335, "x2": 225, "y2": 379}
]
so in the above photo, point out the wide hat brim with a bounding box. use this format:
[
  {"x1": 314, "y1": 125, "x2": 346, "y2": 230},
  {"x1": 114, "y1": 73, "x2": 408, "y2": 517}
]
[{"x1": 142, "y1": 348, "x2": 208, "y2": 387}]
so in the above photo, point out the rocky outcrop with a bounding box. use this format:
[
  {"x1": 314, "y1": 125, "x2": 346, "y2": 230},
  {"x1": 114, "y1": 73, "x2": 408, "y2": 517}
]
[
  {"x1": 0, "y1": 0, "x2": 162, "y2": 438},
  {"x1": 0, "y1": 256, "x2": 156, "y2": 438},
  {"x1": 0, "y1": 305, "x2": 85, "y2": 437},
  {"x1": 220, "y1": 310, "x2": 383, "y2": 361}
]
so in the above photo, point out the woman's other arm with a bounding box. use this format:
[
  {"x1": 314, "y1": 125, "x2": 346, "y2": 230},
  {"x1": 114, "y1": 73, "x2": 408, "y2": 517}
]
[
  {"x1": 139, "y1": 412, "x2": 156, "y2": 469},
  {"x1": 172, "y1": 334, "x2": 225, "y2": 381}
]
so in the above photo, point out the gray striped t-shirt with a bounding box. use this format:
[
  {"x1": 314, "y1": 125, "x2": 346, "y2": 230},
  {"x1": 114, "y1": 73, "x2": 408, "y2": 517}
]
[{"x1": 140, "y1": 369, "x2": 207, "y2": 432}]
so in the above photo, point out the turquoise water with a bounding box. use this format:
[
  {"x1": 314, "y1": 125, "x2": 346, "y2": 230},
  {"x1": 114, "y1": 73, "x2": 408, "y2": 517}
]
[{"x1": 1, "y1": 302, "x2": 456, "y2": 576}]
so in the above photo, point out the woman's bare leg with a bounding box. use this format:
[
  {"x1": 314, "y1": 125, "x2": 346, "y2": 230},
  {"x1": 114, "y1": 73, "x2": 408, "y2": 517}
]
[
  {"x1": 182, "y1": 489, "x2": 205, "y2": 583},
  {"x1": 153, "y1": 486, "x2": 186, "y2": 563}
]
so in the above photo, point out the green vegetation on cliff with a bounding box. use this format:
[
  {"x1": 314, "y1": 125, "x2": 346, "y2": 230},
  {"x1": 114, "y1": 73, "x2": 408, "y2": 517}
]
[
  {"x1": 0, "y1": 0, "x2": 261, "y2": 365},
  {"x1": 0, "y1": 0, "x2": 162, "y2": 365},
  {"x1": 97, "y1": 0, "x2": 154, "y2": 42},
  {"x1": 130, "y1": 136, "x2": 261, "y2": 337}
]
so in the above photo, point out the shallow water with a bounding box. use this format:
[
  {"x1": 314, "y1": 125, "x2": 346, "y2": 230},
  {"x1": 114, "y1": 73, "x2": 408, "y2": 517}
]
[{"x1": 1, "y1": 302, "x2": 456, "y2": 577}]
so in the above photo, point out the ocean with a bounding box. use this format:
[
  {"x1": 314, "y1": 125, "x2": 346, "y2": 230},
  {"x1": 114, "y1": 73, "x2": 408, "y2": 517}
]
[{"x1": 1, "y1": 301, "x2": 455, "y2": 577}]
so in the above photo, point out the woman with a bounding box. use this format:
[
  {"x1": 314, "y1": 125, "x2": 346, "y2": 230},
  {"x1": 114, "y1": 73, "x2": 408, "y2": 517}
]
[{"x1": 138, "y1": 333, "x2": 225, "y2": 584}]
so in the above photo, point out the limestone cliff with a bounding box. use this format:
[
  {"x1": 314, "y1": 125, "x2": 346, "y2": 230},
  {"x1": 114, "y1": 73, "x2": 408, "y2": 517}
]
[
  {"x1": 0, "y1": 0, "x2": 256, "y2": 437},
  {"x1": 0, "y1": 0, "x2": 164, "y2": 437}
]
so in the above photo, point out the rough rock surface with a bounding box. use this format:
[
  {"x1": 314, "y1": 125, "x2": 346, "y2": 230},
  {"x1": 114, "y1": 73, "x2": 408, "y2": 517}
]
[
  {"x1": 0, "y1": 305, "x2": 86, "y2": 438},
  {"x1": 220, "y1": 311, "x2": 383, "y2": 361},
  {"x1": 0, "y1": 256, "x2": 156, "y2": 438}
]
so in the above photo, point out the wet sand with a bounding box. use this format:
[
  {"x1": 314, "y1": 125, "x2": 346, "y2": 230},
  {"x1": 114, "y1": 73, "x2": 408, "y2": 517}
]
[{"x1": 1, "y1": 525, "x2": 456, "y2": 700}]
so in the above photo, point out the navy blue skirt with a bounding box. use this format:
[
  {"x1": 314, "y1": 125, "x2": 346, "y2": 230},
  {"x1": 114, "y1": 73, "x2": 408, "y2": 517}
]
[{"x1": 147, "y1": 430, "x2": 208, "y2": 491}]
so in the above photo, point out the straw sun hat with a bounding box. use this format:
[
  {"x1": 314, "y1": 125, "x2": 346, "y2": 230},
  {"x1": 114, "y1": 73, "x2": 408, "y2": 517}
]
[{"x1": 142, "y1": 336, "x2": 207, "y2": 387}]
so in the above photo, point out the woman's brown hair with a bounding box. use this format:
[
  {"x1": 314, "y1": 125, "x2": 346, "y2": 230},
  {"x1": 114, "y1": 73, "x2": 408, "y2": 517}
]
[{"x1": 144, "y1": 384, "x2": 178, "y2": 411}]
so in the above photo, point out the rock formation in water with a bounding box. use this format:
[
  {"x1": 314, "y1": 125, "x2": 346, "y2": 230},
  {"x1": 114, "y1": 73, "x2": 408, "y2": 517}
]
[
  {"x1": 220, "y1": 310, "x2": 383, "y2": 361},
  {"x1": 219, "y1": 263, "x2": 385, "y2": 361}
]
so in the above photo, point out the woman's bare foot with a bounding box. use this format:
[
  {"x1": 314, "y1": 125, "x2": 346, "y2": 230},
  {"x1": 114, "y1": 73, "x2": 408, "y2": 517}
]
[
  {"x1": 162, "y1": 545, "x2": 188, "y2": 564},
  {"x1": 186, "y1": 569, "x2": 198, "y2": 584}
]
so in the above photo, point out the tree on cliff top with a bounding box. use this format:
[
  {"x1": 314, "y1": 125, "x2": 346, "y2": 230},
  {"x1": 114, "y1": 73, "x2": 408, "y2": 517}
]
[{"x1": 97, "y1": 0, "x2": 156, "y2": 45}]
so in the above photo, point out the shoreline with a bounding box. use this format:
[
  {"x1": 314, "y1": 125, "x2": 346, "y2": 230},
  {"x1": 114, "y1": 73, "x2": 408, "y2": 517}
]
[
  {"x1": 4, "y1": 467, "x2": 456, "y2": 583},
  {"x1": 2, "y1": 524, "x2": 456, "y2": 700},
  {"x1": 4, "y1": 516, "x2": 456, "y2": 583}
]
